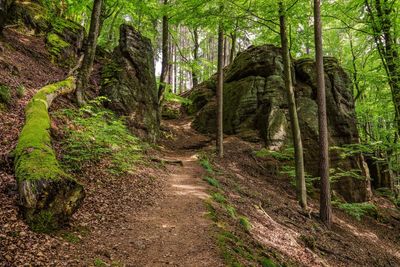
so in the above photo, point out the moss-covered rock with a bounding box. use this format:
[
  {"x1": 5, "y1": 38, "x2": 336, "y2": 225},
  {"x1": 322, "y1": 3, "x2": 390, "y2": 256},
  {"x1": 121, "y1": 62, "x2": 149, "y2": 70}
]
[
  {"x1": 187, "y1": 44, "x2": 371, "y2": 203},
  {"x1": 15, "y1": 77, "x2": 85, "y2": 232},
  {"x1": 8, "y1": 0, "x2": 49, "y2": 32},
  {"x1": 100, "y1": 24, "x2": 160, "y2": 143},
  {"x1": 45, "y1": 17, "x2": 84, "y2": 68}
]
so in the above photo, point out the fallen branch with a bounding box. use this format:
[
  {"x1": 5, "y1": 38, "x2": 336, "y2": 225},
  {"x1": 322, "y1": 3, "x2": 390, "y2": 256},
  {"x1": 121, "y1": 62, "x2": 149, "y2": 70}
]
[
  {"x1": 14, "y1": 77, "x2": 85, "y2": 232},
  {"x1": 151, "y1": 158, "x2": 183, "y2": 166}
]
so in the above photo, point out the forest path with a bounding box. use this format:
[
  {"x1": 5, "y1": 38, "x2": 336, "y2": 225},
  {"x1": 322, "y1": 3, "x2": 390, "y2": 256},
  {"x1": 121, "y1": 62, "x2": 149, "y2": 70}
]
[{"x1": 111, "y1": 149, "x2": 223, "y2": 266}]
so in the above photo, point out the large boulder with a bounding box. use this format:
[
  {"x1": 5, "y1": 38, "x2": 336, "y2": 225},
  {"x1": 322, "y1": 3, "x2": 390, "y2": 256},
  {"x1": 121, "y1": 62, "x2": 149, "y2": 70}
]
[
  {"x1": 188, "y1": 45, "x2": 371, "y2": 203},
  {"x1": 101, "y1": 24, "x2": 160, "y2": 142}
]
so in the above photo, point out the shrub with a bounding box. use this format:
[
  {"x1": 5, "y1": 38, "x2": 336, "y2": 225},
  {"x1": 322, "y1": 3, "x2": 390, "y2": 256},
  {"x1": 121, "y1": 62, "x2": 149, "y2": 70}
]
[{"x1": 336, "y1": 202, "x2": 378, "y2": 221}]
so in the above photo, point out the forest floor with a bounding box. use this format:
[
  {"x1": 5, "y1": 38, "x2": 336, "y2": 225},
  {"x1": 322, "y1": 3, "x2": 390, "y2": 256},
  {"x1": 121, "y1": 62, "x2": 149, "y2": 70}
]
[{"x1": 1, "y1": 28, "x2": 400, "y2": 267}]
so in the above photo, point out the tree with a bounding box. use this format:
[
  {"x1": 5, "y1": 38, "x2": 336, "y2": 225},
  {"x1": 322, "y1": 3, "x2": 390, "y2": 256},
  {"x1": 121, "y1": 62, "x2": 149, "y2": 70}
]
[
  {"x1": 314, "y1": 0, "x2": 332, "y2": 227},
  {"x1": 216, "y1": 7, "x2": 224, "y2": 158},
  {"x1": 279, "y1": 1, "x2": 307, "y2": 209},
  {"x1": 76, "y1": 0, "x2": 103, "y2": 106},
  {"x1": 364, "y1": 0, "x2": 400, "y2": 135},
  {"x1": 158, "y1": 0, "x2": 169, "y2": 104}
]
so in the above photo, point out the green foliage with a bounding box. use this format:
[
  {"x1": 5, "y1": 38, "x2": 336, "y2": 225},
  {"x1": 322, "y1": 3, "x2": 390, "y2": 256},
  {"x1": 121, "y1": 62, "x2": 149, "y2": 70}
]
[
  {"x1": 16, "y1": 85, "x2": 25, "y2": 98},
  {"x1": 56, "y1": 98, "x2": 142, "y2": 175},
  {"x1": 0, "y1": 84, "x2": 12, "y2": 105},
  {"x1": 238, "y1": 216, "x2": 252, "y2": 232},
  {"x1": 203, "y1": 176, "x2": 220, "y2": 188},
  {"x1": 212, "y1": 192, "x2": 226, "y2": 204},
  {"x1": 199, "y1": 154, "x2": 213, "y2": 173},
  {"x1": 164, "y1": 90, "x2": 192, "y2": 105},
  {"x1": 60, "y1": 232, "x2": 81, "y2": 244},
  {"x1": 93, "y1": 258, "x2": 108, "y2": 267},
  {"x1": 225, "y1": 205, "x2": 237, "y2": 218},
  {"x1": 29, "y1": 211, "x2": 57, "y2": 233},
  {"x1": 255, "y1": 147, "x2": 294, "y2": 161},
  {"x1": 335, "y1": 202, "x2": 378, "y2": 221},
  {"x1": 280, "y1": 165, "x2": 317, "y2": 193},
  {"x1": 329, "y1": 168, "x2": 367, "y2": 183}
]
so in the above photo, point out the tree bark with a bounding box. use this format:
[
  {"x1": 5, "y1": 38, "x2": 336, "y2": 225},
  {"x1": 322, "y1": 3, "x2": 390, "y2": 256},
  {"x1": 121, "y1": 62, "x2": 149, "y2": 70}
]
[
  {"x1": 217, "y1": 18, "x2": 224, "y2": 158},
  {"x1": 192, "y1": 27, "x2": 199, "y2": 87},
  {"x1": 76, "y1": 0, "x2": 103, "y2": 106},
  {"x1": 229, "y1": 31, "x2": 237, "y2": 64},
  {"x1": 279, "y1": 2, "x2": 307, "y2": 210},
  {"x1": 158, "y1": 0, "x2": 169, "y2": 103},
  {"x1": 314, "y1": 0, "x2": 332, "y2": 228}
]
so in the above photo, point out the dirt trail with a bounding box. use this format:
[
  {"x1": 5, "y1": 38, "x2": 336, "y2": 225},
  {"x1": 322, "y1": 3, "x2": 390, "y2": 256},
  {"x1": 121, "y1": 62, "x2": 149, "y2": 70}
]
[{"x1": 99, "y1": 149, "x2": 223, "y2": 266}]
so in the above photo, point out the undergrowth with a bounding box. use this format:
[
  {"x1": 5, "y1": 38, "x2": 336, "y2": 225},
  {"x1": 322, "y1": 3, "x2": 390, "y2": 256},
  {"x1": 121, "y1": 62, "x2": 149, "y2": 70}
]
[
  {"x1": 54, "y1": 97, "x2": 143, "y2": 175},
  {"x1": 199, "y1": 153, "x2": 277, "y2": 266},
  {"x1": 0, "y1": 84, "x2": 12, "y2": 105},
  {"x1": 333, "y1": 201, "x2": 378, "y2": 220},
  {"x1": 164, "y1": 90, "x2": 192, "y2": 105}
]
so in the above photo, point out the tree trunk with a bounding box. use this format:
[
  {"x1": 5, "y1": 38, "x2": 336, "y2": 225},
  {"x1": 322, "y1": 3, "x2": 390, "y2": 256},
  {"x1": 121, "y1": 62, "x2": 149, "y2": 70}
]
[
  {"x1": 158, "y1": 0, "x2": 169, "y2": 103},
  {"x1": 279, "y1": 2, "x2": 307, "y2": 210},
  {"x1": 217, "y1": 19, "x2": 224, "y2": 158},
  {"x1": 76, "y1": 0, "x2": 103, "y2": 106},
  {"x1": 365, "y1": 0, "x2": 400, "y2": 135},
  {"x1": 229, "y1": 31, "x2": 237, "y2": 64},
  {"x1": 15, "y1": 77, "x2": 85, "y2": 232},
  {"x1": 192, "y1": 27, "x2": 199, "y2": 87},
  {"x1": 314, "y1": 0, "x2": 332, "y2": 228}
]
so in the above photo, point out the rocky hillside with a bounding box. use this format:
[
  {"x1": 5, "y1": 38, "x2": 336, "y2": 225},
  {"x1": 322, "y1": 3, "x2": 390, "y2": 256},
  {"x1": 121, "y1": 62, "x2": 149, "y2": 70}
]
[{"x1": 187, "y1": 45, "x2": 371, "y2": 203}]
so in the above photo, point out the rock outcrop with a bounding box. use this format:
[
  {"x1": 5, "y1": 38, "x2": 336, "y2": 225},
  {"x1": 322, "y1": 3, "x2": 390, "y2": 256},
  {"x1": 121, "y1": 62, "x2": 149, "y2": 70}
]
[
  {"x1": 188, "y1": 45, "x2": 371, "y2": 202},
  {"x1": 101, "y1": 24, "x2": 160, "y2": 142},
  {"x1": 0, "y1": 0, "x2": 14, "y2": 34},
  {"x1": 45, "y1": 17, "x2": 84, "y2": 68}
]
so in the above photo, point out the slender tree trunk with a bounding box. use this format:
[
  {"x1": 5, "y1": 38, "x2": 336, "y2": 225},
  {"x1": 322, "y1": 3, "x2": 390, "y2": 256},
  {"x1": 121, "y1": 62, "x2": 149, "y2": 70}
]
[
  {"x1": 217, "y1": 19, "x2": 224, "y2": 158},
  {"x1": 192, "y1": 27, "x2": 199, "y2": 87},
  {"x1": 314, "y1": 0, "x2": 332, "y2": 228},
  {"x1": 279, "y1": 2, "x2": 307, "y2": 210},
  {"x1": 158, "y1": 0, "x2": 169, "y2": 104},
  {"x1": 229, "y1": 32, "x2": 237, "y2": 64},
  {"x1": 365, "y1": 0, "x2": 400, "y2": 135},
  {"x1": 76, "y1": 0, "x2": 103, "y2": 106}
]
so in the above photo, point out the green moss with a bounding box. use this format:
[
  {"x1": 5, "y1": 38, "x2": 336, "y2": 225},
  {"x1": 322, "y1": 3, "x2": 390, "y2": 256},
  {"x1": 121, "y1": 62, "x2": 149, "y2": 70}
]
[
  {"x1": 29, "y1": 211, "x2": 57, "y2": 233},
  {"x1": 93, "y1": 258, "x2": 108, "y2": 267},
  {"x1": 46, "y1": 32, "x2": 70, "y2": 58},
  {"x1": 52, "y1": 17, "x2": 81, "y2": 35},
  {"x1": 212, "y1": 192, "x2": 227, "y2": 204},
  {"x1": 238, "y1": 216, "x2": 252, "y2": 232},
  {"x1": 0, "y1": 84, "x2": 12, "y2": 104},
  {"x1": 14, "y1": 78, "x2": 75, "y2": 182},
  {"x1": 60, "y1": 232, "x2": 81, "y2": 244}
]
